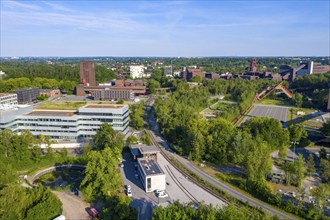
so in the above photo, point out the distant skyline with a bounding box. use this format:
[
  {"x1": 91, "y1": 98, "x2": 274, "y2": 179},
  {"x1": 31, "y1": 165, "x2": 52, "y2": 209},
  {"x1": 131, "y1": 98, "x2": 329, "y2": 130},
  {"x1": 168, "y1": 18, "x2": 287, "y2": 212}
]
[{"x1": 1, "y1": 0, "x2": 329, "y2": 57}]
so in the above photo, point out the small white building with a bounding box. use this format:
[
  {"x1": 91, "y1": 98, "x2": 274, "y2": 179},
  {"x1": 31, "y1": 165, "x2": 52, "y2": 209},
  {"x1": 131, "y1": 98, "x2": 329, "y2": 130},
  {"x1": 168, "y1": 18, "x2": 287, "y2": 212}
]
[
  {"x1": 130, "y1": 65, "x2": 145, "y2": 79},
  {"x1": 0, "y1": 93, "x2": 18, "y2": 105},
  {"x1": 138, "y1": 158, "x2": 166, "y2": 192},
  {"x1": 130, "y1": 144, "x2": 166, "y2": 192}
]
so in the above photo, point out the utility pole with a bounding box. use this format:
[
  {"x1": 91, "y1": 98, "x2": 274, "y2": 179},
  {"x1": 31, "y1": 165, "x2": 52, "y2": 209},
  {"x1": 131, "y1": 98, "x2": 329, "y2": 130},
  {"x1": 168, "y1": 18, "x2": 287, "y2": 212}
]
[{"x1": 291, "y1": 141, "x2": 299, "y2": 160}]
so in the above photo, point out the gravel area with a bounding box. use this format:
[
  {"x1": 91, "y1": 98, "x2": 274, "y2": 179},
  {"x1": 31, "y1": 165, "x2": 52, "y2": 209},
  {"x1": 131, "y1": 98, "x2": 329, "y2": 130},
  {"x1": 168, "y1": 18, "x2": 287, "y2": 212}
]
[{"x1": 53, "y1": 191, "x2": 90, "y2": 220}]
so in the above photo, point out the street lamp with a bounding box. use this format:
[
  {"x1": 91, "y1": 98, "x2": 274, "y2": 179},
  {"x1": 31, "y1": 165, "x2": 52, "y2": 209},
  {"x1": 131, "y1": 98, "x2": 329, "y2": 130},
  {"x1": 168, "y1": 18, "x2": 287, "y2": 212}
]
[{"x1": 291, "y1": 141, "x2": 299, "y2": 160}]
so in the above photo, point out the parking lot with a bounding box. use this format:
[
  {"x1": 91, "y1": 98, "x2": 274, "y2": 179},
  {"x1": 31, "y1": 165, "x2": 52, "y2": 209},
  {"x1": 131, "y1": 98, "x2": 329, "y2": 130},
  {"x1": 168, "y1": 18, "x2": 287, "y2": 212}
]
[{"x1": 241, "y1": 104, "x2": 289, "y2": 124}]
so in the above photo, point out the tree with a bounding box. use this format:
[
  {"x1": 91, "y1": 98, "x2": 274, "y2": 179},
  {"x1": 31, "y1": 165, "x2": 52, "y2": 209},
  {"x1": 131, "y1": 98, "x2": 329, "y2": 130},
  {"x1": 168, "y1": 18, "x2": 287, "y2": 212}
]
[
  {"x1": 306, "y1": 154, "x2": 315, "y2": 176},
  {"x1": 93, "y1": 123, "x2": 124, "y2": 158},
  {"x1": 319, "y1": 148, "x2": 328, "y2": 160},
  {"x1": 295, "y1": 154, "x2": 305, "y2": 188},
  {"x1": 129, "y1": 103, "x2": 145, "y2": 130},
  {"x1": 292, "y1": 93, "x2": 303, "y2": 108},
  {"x1": 320, "y1": 121, "x2": 330, "y2": 136},
  {"x1": 320, "y1": 159, "x2": 330, "y2": 183},
  {"x1": 126, "y1": 135, "x2": 138, "y2": 146},
  {"x1": 191, "y1": 75, "x2": 203, "y2": 83},
  {"x1": 80, "y1": 148, "x2": 121, "y2": 202},
  {"x1": 148, "y1": 79, "x2": 161, "y2": 94},
  {"x1": 288, "y1": 124, "x2": 307, "y2": 142},
  {"x1": 141, "y1": 132, "x2": 152, "y2": 145},
  {"x1": 102, "y1": 195, "x2": 137, "y2": 220},
  {"x1": 310, "y1": 184, "x2": 330, "y2": 213},
  {"x1": 0, "y1": 184, "x2": 61, "y2": 220}
]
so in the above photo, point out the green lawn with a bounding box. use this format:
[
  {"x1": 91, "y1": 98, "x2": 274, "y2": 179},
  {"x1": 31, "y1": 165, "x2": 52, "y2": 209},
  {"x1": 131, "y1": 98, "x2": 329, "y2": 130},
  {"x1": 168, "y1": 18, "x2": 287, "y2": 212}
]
[
  {"x1": 36, "y1": 102, "x2": 87, "y2": 110},
  {"x1": 259, "y1": 98, "x2": 293, "y2": 106}
]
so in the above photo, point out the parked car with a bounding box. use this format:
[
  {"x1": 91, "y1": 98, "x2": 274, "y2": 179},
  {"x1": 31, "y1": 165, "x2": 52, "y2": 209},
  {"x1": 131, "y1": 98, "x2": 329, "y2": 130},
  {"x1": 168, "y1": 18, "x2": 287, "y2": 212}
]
[
  {"x1": 126, "y1": 185, "x2": 131, "y2": 191},
  {"x1": 87, "y1": 207, "x2": 99, "y2": 219},
  {"x1": 120, "y1": 163, "x2": 124, "y2": 168},
  {"x1": 127, "y1": 189, "x2": 132, "y2": 197},
  {"x1": 157, "y1": 191, "x2": 168, "y2": 198}
]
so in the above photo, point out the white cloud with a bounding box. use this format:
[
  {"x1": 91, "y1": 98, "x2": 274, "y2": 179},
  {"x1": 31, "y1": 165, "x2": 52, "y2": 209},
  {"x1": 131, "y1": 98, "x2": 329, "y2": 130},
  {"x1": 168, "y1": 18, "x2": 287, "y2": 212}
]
[
  {"x1": 41, "y1": 1, "x2": 73, "y2": 12},
  {"x1": 2, "y1": 0, "x2": 41, "y2": 10}
]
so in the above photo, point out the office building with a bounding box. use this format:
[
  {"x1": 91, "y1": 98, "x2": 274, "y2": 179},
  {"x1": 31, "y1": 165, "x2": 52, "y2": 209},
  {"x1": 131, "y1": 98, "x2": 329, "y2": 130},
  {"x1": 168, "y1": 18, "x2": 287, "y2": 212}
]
[
  {"x1": 0, "y1": 93, "x2": 18, "y2": 105},
  {"x1": 130, "y1": 65, "x2": 145, "y2": 79},
  {"x1": 14, "y1": 88, "x2": 40, "y2": 104},
  {"x1": 129, "y1": 144, "x2": 166, "y2": 192},
  {"x1": 80, "y1": 61, "x2": 96, "y2": 86},
  {"x1": 0, "y1": 104, "x2": 129, "y2": 141}
]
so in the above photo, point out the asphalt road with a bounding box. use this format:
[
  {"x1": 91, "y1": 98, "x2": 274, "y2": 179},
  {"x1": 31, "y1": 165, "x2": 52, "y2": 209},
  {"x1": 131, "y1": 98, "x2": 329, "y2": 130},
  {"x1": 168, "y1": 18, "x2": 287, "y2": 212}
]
[{"x1": 241, "y1": 104, "x2": 289, "y2": 125}]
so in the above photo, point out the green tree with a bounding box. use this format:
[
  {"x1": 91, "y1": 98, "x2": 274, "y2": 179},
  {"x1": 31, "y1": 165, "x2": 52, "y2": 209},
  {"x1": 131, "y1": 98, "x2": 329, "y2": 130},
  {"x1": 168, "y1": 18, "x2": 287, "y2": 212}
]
[
  {"x1": 306, "y1": 154, "x2": 315, "y2": 176},
  {"x1": 191, "y1": 75, "x2": 203, "y2": 83},
  {"x1": 80, "y1": 148, "x2": 121, "y2": 202},
  {"x1": 148, "y1": 79, "x2": 161, "y2": 94},
  {"x1": 288, "y1": 124, "x2": 307, "y2": 142},
  {"x1": 320, "y1": 158, "x2": 330, "y2": 183},
  {"x1": 310, "y1": 184, "x2": 330, "y2": 213},
  {"x1": 102, "y1": 195, "x2": 137, "y2": 220},
  {"x1": 320, "y1": 121, "x2": 330, "y2": 136},
  {"x1": 292, "y1": 93, "x2": 303, "y2": 108},
  {"x1": 141, "y1": 132, "x2": 152, "y2": 145},
  {"x1": 126, "y1": 135, "x2": 138, "y2": 146},
  {"x1": 93, "y1": 123, "x2": 124, "y2": 158}
]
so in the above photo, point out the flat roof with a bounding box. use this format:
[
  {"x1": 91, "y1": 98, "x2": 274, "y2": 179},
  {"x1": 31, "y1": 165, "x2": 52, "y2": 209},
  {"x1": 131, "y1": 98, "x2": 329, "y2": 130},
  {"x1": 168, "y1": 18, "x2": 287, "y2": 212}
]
[
  {"x1": 0, "y1": 93, "x2": 15, "y2": 97},
  {"x1": 130, "y1": 144, "x2": 160, "y2": 155},
  {"x1": 138, "y1": 158, "x2": 164, "y2": 176},
  {"x1": 139, "y1": 145, "x2": 160, "y2": 154},
  {"x1": 26, "y1": 110, "x2": 76, "y2": 117},
  {"x1": 83, "y1": 104, "x2": 124, "y2": 109}
]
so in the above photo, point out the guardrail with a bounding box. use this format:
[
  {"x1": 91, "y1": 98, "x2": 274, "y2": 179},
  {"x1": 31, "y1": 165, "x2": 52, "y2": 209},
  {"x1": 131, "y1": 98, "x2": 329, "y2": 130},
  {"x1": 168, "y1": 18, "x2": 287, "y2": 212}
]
[{"x1": 28, "y1": 164, "x2": 85, "y2": 185}]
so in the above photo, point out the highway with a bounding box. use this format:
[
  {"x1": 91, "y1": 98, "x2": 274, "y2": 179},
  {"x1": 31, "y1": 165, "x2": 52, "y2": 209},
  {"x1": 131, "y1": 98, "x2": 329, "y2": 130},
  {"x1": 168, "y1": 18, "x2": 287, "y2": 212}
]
[{"x1": 145, "y1": 96, "x2": 296, "y2": 220}]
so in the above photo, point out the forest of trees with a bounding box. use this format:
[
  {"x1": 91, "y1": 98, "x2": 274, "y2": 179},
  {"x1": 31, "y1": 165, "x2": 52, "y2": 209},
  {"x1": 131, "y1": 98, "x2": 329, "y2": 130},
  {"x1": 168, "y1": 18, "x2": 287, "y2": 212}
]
[
  {"x1": 80, "y1": 124, "x2": 137, "y2": 220},
  {"x1": 152, "y1": 201, "x2": 276, "y2": 220},
  {"x1": 290, "y1": 73, "x2": 330, "y2": 110},
  {"x1": 0, "y1": 129, "x2": 84, "y2": 219},
  {"x1": 153, "y1": 80, "x2": 328, "y2": 219}
]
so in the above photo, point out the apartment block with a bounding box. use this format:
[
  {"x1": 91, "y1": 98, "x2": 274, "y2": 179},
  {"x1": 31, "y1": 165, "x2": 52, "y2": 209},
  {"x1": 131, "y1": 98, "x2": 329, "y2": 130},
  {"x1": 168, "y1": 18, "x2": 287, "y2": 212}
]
[{"x1": 0, "y1": 93, "x2": 18, "y2": 105}]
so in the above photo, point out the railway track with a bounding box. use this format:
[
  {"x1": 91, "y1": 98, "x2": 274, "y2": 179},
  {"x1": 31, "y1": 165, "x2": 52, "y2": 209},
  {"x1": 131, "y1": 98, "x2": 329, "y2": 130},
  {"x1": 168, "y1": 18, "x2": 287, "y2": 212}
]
[
  {"x1": 146, "y1": 129, "x2": 232, "y2": 206},
  {"x1": 164, "y1": 165, "x2": 198, "y2": 204}
]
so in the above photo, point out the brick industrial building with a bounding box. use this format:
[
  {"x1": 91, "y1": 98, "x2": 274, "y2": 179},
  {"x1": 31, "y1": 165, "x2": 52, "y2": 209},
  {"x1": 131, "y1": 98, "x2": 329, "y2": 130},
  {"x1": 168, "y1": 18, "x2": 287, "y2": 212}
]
[
  {"x1": 80, "y1": 61, "x2": 96, "y2": 86},
  {"x1": 76, "y1": 61, "x2": 146, "y2": 100}
]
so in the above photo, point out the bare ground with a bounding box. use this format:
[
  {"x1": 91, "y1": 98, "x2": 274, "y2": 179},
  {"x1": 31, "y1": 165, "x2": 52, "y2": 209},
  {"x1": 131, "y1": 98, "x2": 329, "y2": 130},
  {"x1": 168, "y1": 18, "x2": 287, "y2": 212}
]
[{"x1": 53, "y1": 191, "x2": 90, "y2": 220}]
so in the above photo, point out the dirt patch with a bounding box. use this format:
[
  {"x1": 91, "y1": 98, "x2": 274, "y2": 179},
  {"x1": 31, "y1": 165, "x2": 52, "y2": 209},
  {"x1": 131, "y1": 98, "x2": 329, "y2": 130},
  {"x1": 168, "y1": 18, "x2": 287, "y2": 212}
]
[{"x1": 53, "y1": 191, "x2": 90, "y2": 220}]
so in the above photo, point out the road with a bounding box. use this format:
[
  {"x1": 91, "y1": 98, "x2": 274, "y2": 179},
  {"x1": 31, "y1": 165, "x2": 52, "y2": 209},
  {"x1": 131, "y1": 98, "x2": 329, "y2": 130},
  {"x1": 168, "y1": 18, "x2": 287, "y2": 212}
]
[
  {"x1": 146, "y1": 97, "x2": 296, "y2": 219},
  {"x1": 53, "y1": 191, "x2": 89, "y2": 220}
]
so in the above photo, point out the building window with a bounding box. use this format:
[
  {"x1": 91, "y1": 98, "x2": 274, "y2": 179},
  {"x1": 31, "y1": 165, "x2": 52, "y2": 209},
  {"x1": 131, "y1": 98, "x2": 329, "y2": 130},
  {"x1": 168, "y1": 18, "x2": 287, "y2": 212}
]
[{"x1": 147, "y1": 178, "x2": 151, "y2": 191}]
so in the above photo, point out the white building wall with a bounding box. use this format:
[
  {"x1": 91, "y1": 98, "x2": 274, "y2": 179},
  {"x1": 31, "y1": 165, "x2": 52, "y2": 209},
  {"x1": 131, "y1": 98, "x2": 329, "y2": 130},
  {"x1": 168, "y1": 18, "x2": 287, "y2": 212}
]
[
  {"x1": 297, "y1": 61, "x2": 314, "y2": 76},
  {"x1": 0, "y1": 94, "x2": 18, "y2": 105},
  {"x1": 130, "y1": 65, "x2": 144, "y2": 79},
  {"x1": 148, "y1": 174, "x2": 166, "y2": 192}
]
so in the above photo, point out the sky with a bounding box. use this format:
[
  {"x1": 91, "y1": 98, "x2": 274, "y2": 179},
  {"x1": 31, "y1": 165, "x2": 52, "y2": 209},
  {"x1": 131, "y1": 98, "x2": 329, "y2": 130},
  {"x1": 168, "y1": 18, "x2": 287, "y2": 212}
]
[{"x1": 1, "y1": 0, "x2": 329, "y2": 57}]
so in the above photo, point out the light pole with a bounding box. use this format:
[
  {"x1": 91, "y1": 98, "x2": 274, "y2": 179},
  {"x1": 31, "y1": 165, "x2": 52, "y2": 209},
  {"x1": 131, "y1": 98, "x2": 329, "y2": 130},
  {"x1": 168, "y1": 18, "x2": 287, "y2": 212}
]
[{"x1": 291, "y1": 141, "x2": 299, "y2": 160}]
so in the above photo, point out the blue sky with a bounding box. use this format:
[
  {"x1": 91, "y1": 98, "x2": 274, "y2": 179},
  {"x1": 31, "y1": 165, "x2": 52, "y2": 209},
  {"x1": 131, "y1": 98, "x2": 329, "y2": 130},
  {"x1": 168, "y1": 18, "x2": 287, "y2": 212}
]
[{"x1": 1, "y1": 0, "x2": 329, "y2": 57}]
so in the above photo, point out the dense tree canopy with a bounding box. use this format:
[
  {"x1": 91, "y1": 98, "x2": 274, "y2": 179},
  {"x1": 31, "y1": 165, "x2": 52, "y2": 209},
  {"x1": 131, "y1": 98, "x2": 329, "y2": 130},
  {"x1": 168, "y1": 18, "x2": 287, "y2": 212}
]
[
  {"x1": 152, "y1": 201, "x2": 275, "y2": 220},
  {"x1": 93, "y1": 123, "x2": 124, "y2": 158},
  {"x1": 0, "y1": 184, "x2": 62, "y2": 220}
]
